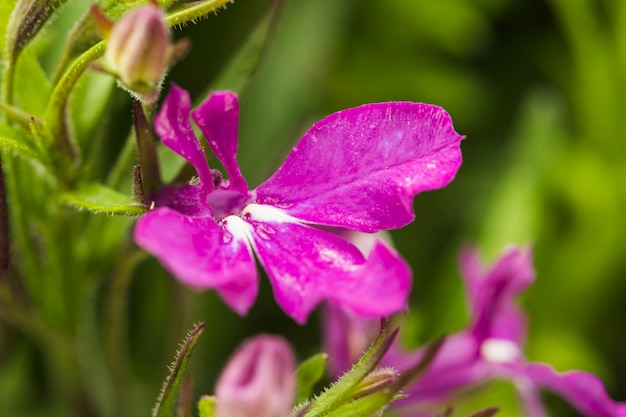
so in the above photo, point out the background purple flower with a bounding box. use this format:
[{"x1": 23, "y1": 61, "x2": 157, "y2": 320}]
[
  {"x1": 134, "y1": 85, "x2": 464, "y2": 323},
  {"x1": 323, "y1": 246, "x2": 625, "y2": 416}
]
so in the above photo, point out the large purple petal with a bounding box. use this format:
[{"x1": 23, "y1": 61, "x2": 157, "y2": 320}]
[
  {"x1": 134, "y1": 207, "x2": 258, "y2": 315},
  {"x1": 192, "y1": 91, "x2": 248, "y2": 196},
  {"x1": 155, "y1": 85, "x2": 212, "y2": 193},
  {"x1": 521, "y1": 363, "x2": 623, "y2": 417},
  {"x1": 255, "y1": 102, "x2": 464, "y2": 232},
  {"x1": 243, "y1": 204, "x2": 411, "y2": 324}
]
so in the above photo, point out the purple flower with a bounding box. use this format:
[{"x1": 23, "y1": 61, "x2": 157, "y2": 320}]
[
  {"x1": 134, "y1": 85, "x2": 464, "y2": 323},
  {"x1": 323, "y1": 246, "x2": 626, "y2": 416},
  {"x1": 214, "y1": 335, "x2": 296, "y2": 417}
]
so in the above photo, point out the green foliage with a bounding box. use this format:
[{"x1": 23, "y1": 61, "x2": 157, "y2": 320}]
[
  {"x1": 153, "y1": 323, "x2": 206, "y2": 417},
  {"x1": 1, "y1": 0, "x2": 626, "y2": 416},
  {"x1": 59, "y1": 182, "x2": 145, "y2": 215},
  {"x1": 13, "y1": 47, "x2": 51, "y2": 117},
  {"x1": 295, "y1": 353, "x2": 327, "y2": 404}
]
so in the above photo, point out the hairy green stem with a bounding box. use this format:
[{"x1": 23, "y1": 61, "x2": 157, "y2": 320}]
[
  {"x1": 166, "y1": 0, "x2": 233, "y2": 26},
  {"x1": 45, "y1": 42, "x2": 106, "y2": 162}
]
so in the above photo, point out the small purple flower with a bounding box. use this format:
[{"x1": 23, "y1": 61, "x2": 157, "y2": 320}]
[
  {"x1": 323, "y1": 246, "x2": 626, "y2": 417},
  {"x1": 215, "y1": 335, "x2": 296, "y2": 417},
  {"x1": 134, "y1": 85, "x2": 464, "y2": 323}
]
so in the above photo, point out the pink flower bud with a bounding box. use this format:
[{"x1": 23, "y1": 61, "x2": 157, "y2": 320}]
[
  {"x1": 104, "y1": 1, "x2": 170, "y2": 96},
  {"x1": 215, "y1": 335, "x2": 296, "y2": 417}
]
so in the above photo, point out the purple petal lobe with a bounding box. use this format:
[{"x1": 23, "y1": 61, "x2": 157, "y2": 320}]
[
  {"x1": 134, "y1": 207, "x2": 258, "y2": 315},
  {"x1": 256, "y1": 102, "x2": 464, "y2": 232},
  {"x1": 522, "y1": 363, "x2": 623, "y2": 417},
  {"x1": 244, "y1": 204, "x2": 411, "y2": 324},
  {"x1": 394, "y1": 334, "x2": 488, "y2": 406},
  {"x1": 461, "y1": 246, "x2": 535, "y2": 344},
  {"x1": 322, "y1": 303, "x2": 380, "y2": 379},
  {"x1": 192, "y1": 91, "x2": 248, "y2": 196},
  {"x1": 155, "y1": 85, "x2": 212, "y2": 193}
]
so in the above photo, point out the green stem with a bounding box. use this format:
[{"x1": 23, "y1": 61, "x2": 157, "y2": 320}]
[
  {"x1": 1, "y1": 59, "x2": 15, "y2": 106},
  {"x1": 45, "y1": 42, "x2": 106, "y2": 162},
  {"x1": 166, "y1": 0, "x2": 234, "y2": 26}
]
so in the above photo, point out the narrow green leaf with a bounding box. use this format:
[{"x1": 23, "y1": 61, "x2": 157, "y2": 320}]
[
  {"x1": 14, "y1": 47, "x2": 51, "y2": 117},
  {"x1": 153, "y1": 322, "x2": 206, "y2": 417},
  {"x1": 210, "y1": 0, "x2": 287, "y2": 94},
  {"x1": 0, "y1": 123, "x2": 40, "y2": 162},
  {"x1": 59, "y1": 182, "x2": 146, "y2": 215},
  {"x1": 197, "y1": 395, "x2": 217, "y2": 417},
  {"x1": 303, "y1": 320, "x2": 397, "y2": 417},
  {"x1": 323, "y1": 389, "x2": 391, "y2": 417},
  {"x1": 295, "y1": 353, "x2": 327, "y2": 404}
]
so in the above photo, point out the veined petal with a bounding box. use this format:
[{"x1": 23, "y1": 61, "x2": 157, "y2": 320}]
[
  {"x1": 519, "y1": 363, "x2": 623, "y2": 417},
  {"x1": 243, "y1": 204, "x2": 411, "y2": 324},
  {"x1": 134, "y1": 207, "x2": 258, "y2": 315},
  {"x1": 256, "y1": 102, "x2": 464, "y2": 232},
  {"x1": 192, "y1": 91, "x2": 248, "y2": 196},
  {"x1": 155, "y1": 85, "x2": 213, "y2": 192}
]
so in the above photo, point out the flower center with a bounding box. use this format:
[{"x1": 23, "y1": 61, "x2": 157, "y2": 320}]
[
  {"x1": 206, "y1": 188, "x2": 250, "y2": 221},
  {"x1": 480, "y1": 338, "x2": 521, "y2": 363}
]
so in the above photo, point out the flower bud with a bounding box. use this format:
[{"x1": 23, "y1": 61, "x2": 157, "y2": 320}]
[
  {"x1": 103, "y1": 1, "x2": 170, "y2": 100},
  {"x1": 215, "y1": 335, "x2": 296, "y2": 417}
]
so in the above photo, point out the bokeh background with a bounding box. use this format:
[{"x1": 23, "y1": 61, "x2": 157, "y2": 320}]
[{"x1": 1, "y1": 0, "x2": 625, "y2": 415}]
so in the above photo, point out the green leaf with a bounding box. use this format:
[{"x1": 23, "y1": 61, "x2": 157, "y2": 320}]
[
  {"x1": 295, "y1": 353, "x2": 327, "y2": 404},
  {"x1": 0, "y1": 123, "x2": 40, "y2": 162},
  {"x1": 323, "y1": 389, "x2": 391, "y2": 417},
  {"x1": 197, "y1": 395, "x2": 217, "y2": 417},
  {"x1": 14, "y1": 47, "x2": 51, "y2": 117},
  {"x1": 59, "y1": 182, "x2": 146, "y2": 215},
  {"x1": 303, "y1": 320, "x2": 396, "y2": 417},
  {"x1": 153, "y1": 322, "x2": 206, "y2": 417},
  {"x1": 68, "y1": 70, "x2": 115, "y2": 151}
]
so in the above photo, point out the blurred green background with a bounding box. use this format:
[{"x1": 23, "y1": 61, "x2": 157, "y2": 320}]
[{"x1": 2, "y1": 0, "x2": 625, "y2": 415}]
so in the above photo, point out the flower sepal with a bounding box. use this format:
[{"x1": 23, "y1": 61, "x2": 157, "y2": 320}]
[{"x1": 296, "y1": 320, "x2": 443, "y2": 417}]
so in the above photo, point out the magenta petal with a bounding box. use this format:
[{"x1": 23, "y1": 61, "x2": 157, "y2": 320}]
[
  {"x1": 244, "y1": 205, "x2": 411, "y2": 324},
  {"x1": 322, "y1": 303, "x2": 380, "y2": 379},
  {"x1": 155, "y1": 85, "x2": 212, "y2": 192},
  {"x1": 461, "y1": 246, "x2": 535, "y2": 344},
  {"x1": 522, "y1": 363, "x2": 623, "y2": 417},
  {"x1": 192, "y1": 91, "x2": 248, "y2": 196},
  {"x1": 134, "y1": 207, "x2": 258, "y2": 315},
  {"x1": 394, "y1": 334, "x2": 488, "y2": 406},
  {"x1": 256, "y1": 102, "x2": 464, "y2": 232}
]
